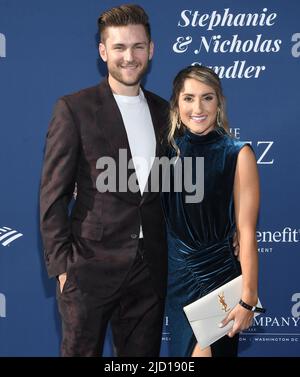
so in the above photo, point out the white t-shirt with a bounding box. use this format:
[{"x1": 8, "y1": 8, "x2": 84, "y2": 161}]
[
  {"x1": 113, "y1": 89, "x2": 156, "y2": 195},
  {"x1": 113, "y1": 89, "x2": 156, "y2": 238}
]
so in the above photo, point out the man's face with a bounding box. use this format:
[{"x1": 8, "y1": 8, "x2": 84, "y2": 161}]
[{"x1": 99, "y1": 24, "x2": 154, "y2": 93}]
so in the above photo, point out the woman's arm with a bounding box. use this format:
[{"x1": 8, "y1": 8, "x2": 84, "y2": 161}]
[
  {"x1": 221, "y1": 145, "x2": 260, "y2": 337},
  {"x1": 234, "y1": 145, "x2": 259, "y2": 306}
]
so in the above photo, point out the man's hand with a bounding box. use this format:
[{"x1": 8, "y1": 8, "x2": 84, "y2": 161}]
[
  {"x1": 233, "y1": 232, "x2": 240, "y2": 260},
  {"x1": 58, "y1": 273, "x2": 67, "y2": 293}
]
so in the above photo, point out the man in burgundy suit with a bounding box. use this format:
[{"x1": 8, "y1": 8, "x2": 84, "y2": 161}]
[{"x1": 40, "y1": 4, "x2": 168, "y2": 357}]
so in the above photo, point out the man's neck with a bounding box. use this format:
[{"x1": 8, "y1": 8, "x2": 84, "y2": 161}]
[{"x1": 108, "y1": 75, "x2": 140, "y2": 96}]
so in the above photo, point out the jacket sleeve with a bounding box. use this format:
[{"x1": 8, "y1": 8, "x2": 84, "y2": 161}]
[{"x1": 40, "y1": 98, "x2": 80, "y2": 278}]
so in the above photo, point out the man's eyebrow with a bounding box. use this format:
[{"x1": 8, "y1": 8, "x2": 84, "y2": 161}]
[{"x1": 112, "y1": 42, "x2": 147, "y2": 46}]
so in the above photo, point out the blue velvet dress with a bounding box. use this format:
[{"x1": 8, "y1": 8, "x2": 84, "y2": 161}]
[{"x1": 162, "y1": 127, "x2": 248, "y2": 357}]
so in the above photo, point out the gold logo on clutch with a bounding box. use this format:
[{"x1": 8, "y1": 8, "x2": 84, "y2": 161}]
[{"x1": 218, "y1": 292, "x2": 230, "y2": 312}]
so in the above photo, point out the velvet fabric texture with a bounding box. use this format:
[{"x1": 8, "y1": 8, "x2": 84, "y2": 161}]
[
  {"x1": 40, "y1": 78, "x2": 169, "y2": 298},
  {"x1": 162, "y1": 127, "x2": 250, "y2": 357}
]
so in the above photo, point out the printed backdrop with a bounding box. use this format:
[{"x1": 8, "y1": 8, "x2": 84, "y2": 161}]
[{"x1": 0, "y1": 0, "x2": 299, "y2": 357}]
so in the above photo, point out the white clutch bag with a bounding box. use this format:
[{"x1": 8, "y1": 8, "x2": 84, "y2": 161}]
[{"x1": 183, "y1": 275, "x2": 264, "y2": 350}]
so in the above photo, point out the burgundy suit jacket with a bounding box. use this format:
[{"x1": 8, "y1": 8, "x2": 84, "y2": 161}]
[{"x1": 40, "y1": 78, "x2": 169, "y2": 298}]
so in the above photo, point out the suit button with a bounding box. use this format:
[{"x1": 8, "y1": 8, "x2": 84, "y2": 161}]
[{"x1": 130, "y1": 233, "x2": 138, "y2": 239}]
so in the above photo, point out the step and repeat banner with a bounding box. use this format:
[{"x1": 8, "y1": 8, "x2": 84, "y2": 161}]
[{"x1": 0, "y1": 0, "x2": 299, "y2": 357}]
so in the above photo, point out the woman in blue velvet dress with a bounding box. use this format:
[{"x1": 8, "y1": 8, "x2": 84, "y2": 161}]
[{"x1": 162, "y1": 66, "x2": 260, "y2": 357}]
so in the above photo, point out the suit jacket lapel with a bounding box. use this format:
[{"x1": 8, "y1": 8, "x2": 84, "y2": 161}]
[
  {"x1": 95, "y1": 78, "x2": 141, "y2": 203},
  {"x1": 142, "y1": 89, "x2": 167, "y2": 204},
  {"x1": 96, "y1": 78, "x2": 133, "y2": 161},
  {"x1": 144, "y1": 89, "x2": 165, "y2": 160},
  {"x1": 94, "y1": 79, "x2": 167, "y2": 204}
]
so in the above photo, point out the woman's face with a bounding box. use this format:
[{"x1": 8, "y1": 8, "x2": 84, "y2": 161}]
[{"x1": 178, "y1": 78, "x2": 218, "y2": 135}]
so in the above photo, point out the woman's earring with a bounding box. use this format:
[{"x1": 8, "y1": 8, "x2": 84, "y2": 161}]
[{"x1": 216, "y1": 107, "x2": 222, "y2": 127}]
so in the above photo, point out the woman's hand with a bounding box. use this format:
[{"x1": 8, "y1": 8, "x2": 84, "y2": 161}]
[{"x1": 219, "y1": 304, "x2": 254, "y2": 337}]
